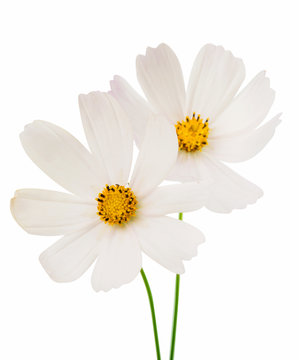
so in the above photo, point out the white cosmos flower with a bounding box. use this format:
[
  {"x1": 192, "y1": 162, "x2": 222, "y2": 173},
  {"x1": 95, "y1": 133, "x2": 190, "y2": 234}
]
[
  {"x1": 110, "y1": 43, "x2": 281, "y2": 213},
  {"x1": 10, "y1": 92, "x2": 208, "y2": 292}
]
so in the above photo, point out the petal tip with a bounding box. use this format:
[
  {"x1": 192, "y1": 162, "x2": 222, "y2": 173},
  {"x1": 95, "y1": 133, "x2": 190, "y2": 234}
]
[
  {"x1": 110, "y1": 74, "x2": 122, "y2": 86},
  {"x1": 91, "y1": 268, "x2": 141, "y2": 293},
  {"x1": 176, "y1": 264, "x2": 186, "y2": 275},
  {"x1": 10, "y1": 196, "x2": 28, "y2": 232},
  {"x1": 10, "y1": 197, "x2": 17, "y2": 218}
]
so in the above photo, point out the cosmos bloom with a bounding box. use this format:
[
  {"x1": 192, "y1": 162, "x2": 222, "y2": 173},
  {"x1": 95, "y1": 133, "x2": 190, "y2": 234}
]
[
  {"x1": 110, "y1": 43, "x2": 281, "y2": 213},
  {"x1": 11, "y1": 92, "x2": 208, "y2": 292}
]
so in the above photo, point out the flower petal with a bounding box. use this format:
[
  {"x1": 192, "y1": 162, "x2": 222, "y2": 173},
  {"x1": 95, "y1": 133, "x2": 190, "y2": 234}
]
[
  {"x1": 20, "y1": 120, "x2": 102, "y2": 198},
  {"x1": 91, "y1": 227, "x2": 142, "y2": 292},
  {"x1": 167, "y1": 152, "x2": 263, "y2": 212},
  {"x1": 11, "y1": 189, "x2": 97, "y2": 235},
  {"x1": 110, "y1": 75, "x2": 153, "y2": 147},
  {"x1": 212, "y1": 71, "x2": 275, "y2": 137},
  {"x1": 186, "y1": 44, "x2": 245, "y2": 121},
  {"x1": 167, "y1": 151, "x2": 202, "y2": 182},
  {"x1": 207, "y1": 114, "x2": 281, "y2": 162},
  {"x1": 196, "y1": 154, "x2": 263, "y2": 213},
  {"x1": 136, "y1": 43, "x2": 185, "y2": 123},
  {"x1": 130, "y1": 115, "x2": 178, "y2": 198},
  {"x1": 40, "y1": 222, "x2": 107, "y2": 282},
  {"x1": 78, "y1": 92, "x2": 133, "y2": 185},
  {"x1": 132, "y1": 216, "x2": 204, "y2": 274},
  {"x1": 140, "y1": 182, "x2": 211, "y2": 216}
]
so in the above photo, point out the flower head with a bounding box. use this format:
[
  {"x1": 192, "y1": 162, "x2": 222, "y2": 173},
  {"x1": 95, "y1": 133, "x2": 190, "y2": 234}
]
[
  {"x1": 110, "y1": 43, "x2": 281, "y2": 213},
  {"x1": 11, "y1": 92, "x2": 208, "y2": 292}
]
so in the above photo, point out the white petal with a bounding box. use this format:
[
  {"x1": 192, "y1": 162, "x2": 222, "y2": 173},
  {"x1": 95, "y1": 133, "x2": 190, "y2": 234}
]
[
  {"x1": 167, "y1": 151, "x2": 263, "y2": 212},
  {"x1": 167, "y1": 151, "x2": 201, "y2": 182},
  {"x1": 133, "y1": 216, "x2": 204, "y2": 273},
  {"x1": 186, "y1": 44, "x2": 245, "y2": 121},
  {"x1": 20, "y1": 121, "x2": 102, "y2": 198},
  {"x1": 140, "y1": 182, "x2": 211, "y2": 216},
  {"x1": 110, "y1": 75, "x2": 153, "y2": 147},
  {"x1": 136, "y1": 43, "x2": 186, "y2": 123},
  {"x1": 11, "y1": 189, "x2": 97, "y2": 235},
  {"x1": 130, "y1": 115, "x2": 178, "y2": 198},
  {"x1": 207, "y1": 114, "x2": 281, "y2": 162},
  {"x1": 40, "y1": 222, "x2": 108, "y2": 282},
  {"x1": 196, "y1": 154, "x2": 263, "y2": 213},
  {"x1": 91, "y1": 227, "x2": 142, "y2": 292},
  {"x1": 212, "y1": 71, "x2": 275, "y2": 137},
  {"x1": 78, "y1": 92, "x2": 133, "y2": 185}
]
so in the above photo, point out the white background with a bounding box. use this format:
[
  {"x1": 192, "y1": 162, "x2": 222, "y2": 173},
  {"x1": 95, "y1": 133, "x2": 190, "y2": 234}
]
[{"x1": 0, "y1": 0, "x2": 298, "y2": 359}]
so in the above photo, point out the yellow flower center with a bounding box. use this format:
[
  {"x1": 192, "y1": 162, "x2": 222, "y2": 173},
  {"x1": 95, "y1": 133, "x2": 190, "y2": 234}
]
[
  {"x1": 96, "y1": 184, "x2": 137, "y2": 225},
  {"x1": 175, "y1": 113, "x2": 209, "y2": 152}
]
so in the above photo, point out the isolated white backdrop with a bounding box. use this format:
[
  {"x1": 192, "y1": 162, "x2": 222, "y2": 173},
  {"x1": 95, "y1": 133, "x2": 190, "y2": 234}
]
[{"x1": 0, "y1": 0, "x2": 298, "y2": 359}]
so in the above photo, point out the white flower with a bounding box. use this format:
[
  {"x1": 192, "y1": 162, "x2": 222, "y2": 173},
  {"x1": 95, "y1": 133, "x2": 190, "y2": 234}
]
[
  {"x1": 11, "y1": 92, "x2": 208, "y2": 292},
  {"x1": 110, "y1": 43, "x2": 281, "y2": 213}
]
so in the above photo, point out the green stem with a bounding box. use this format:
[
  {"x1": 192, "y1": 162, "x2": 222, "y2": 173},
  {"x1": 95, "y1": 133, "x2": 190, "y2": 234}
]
[
  {"x1": 169, "y1": 212, "x2": 183, "y2": 360},
  {"x1": 140, "y1": 268, "x2": 161, "y2": 360}
]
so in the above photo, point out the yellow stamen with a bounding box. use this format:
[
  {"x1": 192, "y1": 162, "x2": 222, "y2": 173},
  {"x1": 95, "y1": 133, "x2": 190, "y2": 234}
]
[
  {"x1": 96, "y1": 184, "x2": 137, "y2": 225},
  {"x1": 175, "y1": 113, "x2": 209, "y2": 152}
]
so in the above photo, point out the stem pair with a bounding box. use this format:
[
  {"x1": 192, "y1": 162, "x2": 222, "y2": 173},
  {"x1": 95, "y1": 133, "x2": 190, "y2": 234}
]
[{"x1": 140, "y1": 212, "x2": 182, "y2": 360}]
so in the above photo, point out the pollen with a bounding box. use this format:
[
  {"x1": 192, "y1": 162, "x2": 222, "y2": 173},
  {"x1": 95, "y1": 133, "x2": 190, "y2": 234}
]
[
  {"x1": 96, "y1": 184, "x2": 137, "y2": 225},
  {"x1": 175, "y1": 113, "x2": 210, "y2": 152}
]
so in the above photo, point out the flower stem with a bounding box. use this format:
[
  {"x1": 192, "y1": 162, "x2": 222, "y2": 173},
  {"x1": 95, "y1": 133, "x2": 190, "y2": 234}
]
[
  {"x1": 169, "y1": 212, "x2": 183, "y2": 360},
  {"x1": 140, "y1": 268, "x2": 161, "y2": 360}
]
